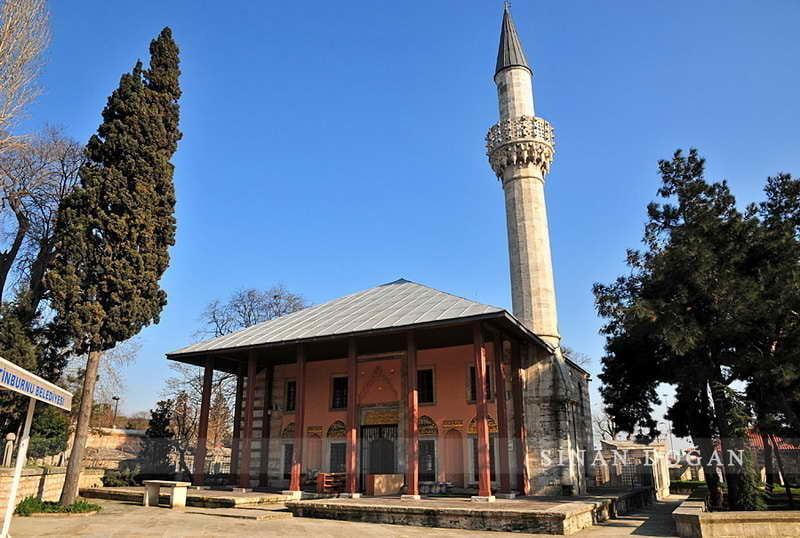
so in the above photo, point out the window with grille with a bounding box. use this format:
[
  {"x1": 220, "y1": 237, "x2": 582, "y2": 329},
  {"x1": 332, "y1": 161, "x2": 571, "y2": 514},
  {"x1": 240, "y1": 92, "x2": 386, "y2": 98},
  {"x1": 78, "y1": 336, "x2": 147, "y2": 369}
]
[
  {"x1": 331, "y1": 377, "x2": 348, "y2": 409},
  {"x1": 283, "y1": 443, "x2": 294, "y2": 479},
  {"x1": 330, "y1": 442, "x2": 346, "y2": 473},
  {"x1": 471, "y1": 437, "x2": 496, "y2": 482},
  {"x1": 469, "y1": 366, "x2": 492, "y2": 401},
  {"x1": 417, "y1": 368, "x2": 434, "y2": 404},
  {"x1": 285, "y1": 380, "x2": 296, "y2": 412},
  {"x1": 419, "y1": 439, "x2": 436, "y2": 482}
]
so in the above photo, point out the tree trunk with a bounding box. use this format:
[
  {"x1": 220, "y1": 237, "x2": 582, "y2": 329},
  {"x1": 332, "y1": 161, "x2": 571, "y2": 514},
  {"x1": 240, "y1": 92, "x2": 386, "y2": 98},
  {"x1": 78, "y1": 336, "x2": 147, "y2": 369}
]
[
  {"x1": 178, "y1": 449, "x2": 191, "y2": 479},
  {"x1": 59, "y1": 349, "x2": 102, "y2": 505},
  {"x1": 16, "y1": 235, "x2": 55, "y2": 325},
  {"x1": 0, "y1": 202, "x2": 29, "y2": 304},
  {"x1": 708, "y1": 380, "x2": 741, "y2": 509},
  {"x1": 762, "y1": 431, "x2": 775, "y2": 492},
  {"x1": 771, "y1": 434, "x2": 795, "y2": 508},
  {"x1": 695, "y1": 435, "x2": 723, "y2": 508}
]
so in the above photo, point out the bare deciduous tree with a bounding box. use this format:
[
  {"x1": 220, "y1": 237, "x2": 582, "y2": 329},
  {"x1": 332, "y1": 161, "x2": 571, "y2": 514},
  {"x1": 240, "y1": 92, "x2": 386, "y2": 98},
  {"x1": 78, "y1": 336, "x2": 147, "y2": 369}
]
[
  {"x1": 208, "y1": 387, "x2": 231, "y2": 447},
  {"x1": 0, "y1": 127, "x2": 83, "y2": 305},
  {"x1": 0, "y1": 0, "x2": 50, "y2": 151},
  {"x1": 164, "y1": 285, "x2": 309, "y2": 451},
  {"x1": 594, "y1": 408, "x2": 623, "y2": 441},
  {"x1": 560, "y1": 345, "x2": 592, "y2": 368},
  {"x1": 63, "y1": 338, "x2": 140, "y2": 419},
  {"x1": 171, "y1": 391, "x2": 197, "y2": 477},
  {"x1": 195, "y1": 285, "x2": 309, "y2": 339}
]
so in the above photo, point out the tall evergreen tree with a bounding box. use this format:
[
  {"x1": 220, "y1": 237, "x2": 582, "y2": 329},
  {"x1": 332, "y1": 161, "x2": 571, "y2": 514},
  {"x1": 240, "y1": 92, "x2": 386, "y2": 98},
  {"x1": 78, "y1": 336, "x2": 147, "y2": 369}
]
[
  {"x1": 49, "y1": 28, "x2": 181, "y2": 505},
  {"x1": 594, "y1": 149, "x2": 764, "y2": 509}
]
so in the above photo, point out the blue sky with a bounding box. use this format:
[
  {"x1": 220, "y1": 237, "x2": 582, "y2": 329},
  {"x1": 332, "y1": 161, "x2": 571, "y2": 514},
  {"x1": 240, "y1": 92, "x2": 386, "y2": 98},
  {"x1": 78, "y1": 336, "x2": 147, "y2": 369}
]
[{"x1": 26, "y1": 1, "x2": 800, "y2": 423}]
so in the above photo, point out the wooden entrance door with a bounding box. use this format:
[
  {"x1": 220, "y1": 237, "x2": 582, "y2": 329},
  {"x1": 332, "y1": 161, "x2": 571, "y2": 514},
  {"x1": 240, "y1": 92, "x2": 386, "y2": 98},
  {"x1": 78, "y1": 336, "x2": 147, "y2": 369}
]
[
  {"x1": 444, "y1": 429, "x2": 464, "y2": 486},
  {"x1": 360, "y1": 424, "x2": 398, "y2": 485},
  {"x1": 369, "y1": 438, "x2": 395, "y2": 474}
]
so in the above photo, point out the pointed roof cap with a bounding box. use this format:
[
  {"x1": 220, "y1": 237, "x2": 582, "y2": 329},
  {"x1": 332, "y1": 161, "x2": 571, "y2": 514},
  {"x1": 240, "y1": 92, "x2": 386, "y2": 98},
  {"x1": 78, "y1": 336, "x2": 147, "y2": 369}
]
[{"x1": 495, "y1": 5, "x2": 531, "y2": 75}]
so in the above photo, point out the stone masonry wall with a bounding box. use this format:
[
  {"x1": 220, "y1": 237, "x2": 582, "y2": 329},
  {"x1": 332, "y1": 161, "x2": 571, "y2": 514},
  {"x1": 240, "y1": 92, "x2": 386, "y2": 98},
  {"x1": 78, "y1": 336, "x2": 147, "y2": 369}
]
[
  {"x1": 0, "y1": 467, "x2": 104, "y2": 514},
  {"x1": 523, "y1": 345, "x2": 592, "y2": 495}
]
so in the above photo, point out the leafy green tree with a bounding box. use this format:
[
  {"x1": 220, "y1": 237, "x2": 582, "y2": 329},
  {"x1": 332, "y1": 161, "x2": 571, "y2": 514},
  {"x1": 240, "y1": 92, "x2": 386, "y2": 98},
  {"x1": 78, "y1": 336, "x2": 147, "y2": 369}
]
[
  {"x1": 50, "y1": 27, "x2": 181, "y2": 505},
  {"x1": 0, "y1": 303, "x2": 38, "y2": 435},
  {"x1": 141, "y1": 399, "x2": 174, "y2": 476},
  {"x1": 28, "y1": 405, "x2": 69, "y2": 459}
]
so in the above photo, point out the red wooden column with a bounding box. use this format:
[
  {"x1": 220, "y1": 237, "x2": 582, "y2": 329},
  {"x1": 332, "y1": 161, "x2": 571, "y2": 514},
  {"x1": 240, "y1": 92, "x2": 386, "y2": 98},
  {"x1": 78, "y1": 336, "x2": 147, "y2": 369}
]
[
  {"x1": 193, "y1": 357, "x2": 214, "y2": 486},
  {"x1": 493, "y1": 332, "x2": 512, "y2": 494},
  {"x1": 239, "y1": 353, "x2": 257, "y2": 488},
  {"x1": 259, "y1": 363, "x2": 274, "y2": 487},
  {"x1": 289, "y1": 344, "x2": 306, "y2": 492},
  {"x1": 404, "y1": 331, "x2": 420, "y2": 498},
  {"x1": 510, "y1": 340, "x2": 530, "y2": 495},
  {"x1": 345, "y1": 337, "x2": 359, "y2": 494},
  {"x1": 231, "y1": 363, "x2": 244, "y2": 485},
  {"x1": 472, "y1": 322, "x2": 493, "y2": 500},
  {"x1": 229, "y1": 362, "x2": 244, "y2": 485}
]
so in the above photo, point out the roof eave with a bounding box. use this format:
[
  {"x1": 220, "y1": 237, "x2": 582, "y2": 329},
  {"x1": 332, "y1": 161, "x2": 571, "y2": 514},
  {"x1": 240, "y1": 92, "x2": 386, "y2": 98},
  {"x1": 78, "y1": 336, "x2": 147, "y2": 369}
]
[{"x1": 166, "y1": 309, "x2": 551, "y2": 362}]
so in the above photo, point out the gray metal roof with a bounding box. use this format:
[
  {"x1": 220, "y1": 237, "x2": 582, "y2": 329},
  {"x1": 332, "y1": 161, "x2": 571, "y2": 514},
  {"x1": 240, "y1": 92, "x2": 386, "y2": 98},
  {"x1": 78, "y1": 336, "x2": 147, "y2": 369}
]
[
  {"x1": 495, "y1": 5, "x2": 530, "y2": 75},
  {"x1": 169, "y1": 279, "x2": 504, "y2": 356}
]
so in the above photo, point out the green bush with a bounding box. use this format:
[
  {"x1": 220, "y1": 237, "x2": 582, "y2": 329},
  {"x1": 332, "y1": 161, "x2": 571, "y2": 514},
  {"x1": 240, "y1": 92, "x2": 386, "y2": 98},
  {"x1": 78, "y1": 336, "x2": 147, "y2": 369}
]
[
  {"x1": 101, "y1": 465, "x2": 141, "y2": 487},
  {"x1": 14, "y1": 496, "x2": 101, "y2": 516},
  {"x1": 14, "y1": 496, "x2": 44, "y2": 516},
  {"x1": 671, "y1": 480, "x2": 707, "y2": 487}
]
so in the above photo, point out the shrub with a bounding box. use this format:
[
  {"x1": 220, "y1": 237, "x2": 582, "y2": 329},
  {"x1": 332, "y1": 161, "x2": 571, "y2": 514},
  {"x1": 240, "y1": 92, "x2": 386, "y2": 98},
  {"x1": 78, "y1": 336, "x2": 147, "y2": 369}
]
[
  {"x1": 101, "y1": 465, "x2": 141, "y2": 487},
  {"x1": 15, "y1": 496, "x2": 101, "y2": 516}
]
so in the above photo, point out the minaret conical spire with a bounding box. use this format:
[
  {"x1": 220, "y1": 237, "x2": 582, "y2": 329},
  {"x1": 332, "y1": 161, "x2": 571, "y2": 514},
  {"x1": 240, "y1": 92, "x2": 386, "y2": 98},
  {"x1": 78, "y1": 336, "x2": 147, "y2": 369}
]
[{"x1": 495, "y1": 4, "x2": 531, "y2": 75}]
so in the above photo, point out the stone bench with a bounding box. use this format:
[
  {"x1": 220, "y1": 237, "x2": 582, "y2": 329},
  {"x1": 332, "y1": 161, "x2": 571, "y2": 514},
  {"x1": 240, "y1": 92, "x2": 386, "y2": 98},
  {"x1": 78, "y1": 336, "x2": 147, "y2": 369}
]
[{"x1": 142, "y1": 480, "x2": 191, "y2": 508}]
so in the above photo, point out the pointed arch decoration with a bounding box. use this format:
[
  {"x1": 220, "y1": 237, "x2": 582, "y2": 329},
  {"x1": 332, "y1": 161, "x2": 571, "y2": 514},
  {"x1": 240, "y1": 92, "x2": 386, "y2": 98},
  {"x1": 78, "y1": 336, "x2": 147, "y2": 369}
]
[
  {"x1": 327, "y1": 420, "x2": 346, "y2": 439},
  {"x1": 418, "y1": 415, "x2": 438, "y2": 436},
  {"x1": 467, "y1": 415, "x2": 498, "y2": 435},
  {"x1": 281, "y1": 422, "x2": 295, "y2": 439}
]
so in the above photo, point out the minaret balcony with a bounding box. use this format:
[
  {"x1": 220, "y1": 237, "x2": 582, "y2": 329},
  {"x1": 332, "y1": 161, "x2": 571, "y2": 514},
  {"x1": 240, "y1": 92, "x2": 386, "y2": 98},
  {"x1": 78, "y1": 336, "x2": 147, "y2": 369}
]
[{"x1": 485, "y1": 116, "x2": 555, "y2": 178}]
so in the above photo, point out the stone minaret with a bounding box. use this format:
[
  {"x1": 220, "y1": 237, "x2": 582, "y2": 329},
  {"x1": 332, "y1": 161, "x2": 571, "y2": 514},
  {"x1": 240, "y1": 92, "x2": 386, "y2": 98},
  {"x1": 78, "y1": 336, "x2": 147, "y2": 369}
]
[{"x1": 486, "y1": 5, "x2": 559, "y2": 347}]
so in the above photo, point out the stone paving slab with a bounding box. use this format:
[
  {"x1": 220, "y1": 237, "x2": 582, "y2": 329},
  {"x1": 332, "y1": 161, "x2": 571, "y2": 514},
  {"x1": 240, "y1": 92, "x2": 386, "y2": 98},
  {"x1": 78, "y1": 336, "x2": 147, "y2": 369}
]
[{"x1": 184, "y1": 505, "x2": 293, "y2": 520}]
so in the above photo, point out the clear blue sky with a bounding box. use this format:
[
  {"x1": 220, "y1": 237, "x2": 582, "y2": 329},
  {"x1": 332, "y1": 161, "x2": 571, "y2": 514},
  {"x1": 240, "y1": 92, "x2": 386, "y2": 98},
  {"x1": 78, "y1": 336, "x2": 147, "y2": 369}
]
[{"x1": 26, "y1": 1, "x2": 800, "y2": 419}]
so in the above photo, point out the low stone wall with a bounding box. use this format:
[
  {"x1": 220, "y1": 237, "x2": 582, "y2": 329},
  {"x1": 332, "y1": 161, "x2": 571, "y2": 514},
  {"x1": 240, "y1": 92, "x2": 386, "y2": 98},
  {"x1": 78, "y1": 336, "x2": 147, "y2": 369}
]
[
  {"x1": 0, "y1": 467, "x2": 104, "y2": 514},
  {"x1": 288, "y1": 488, "x2": 655, "y2": 535},
  {"x1": 672, "y1": 487, "x2": 800, "y2": 537}
]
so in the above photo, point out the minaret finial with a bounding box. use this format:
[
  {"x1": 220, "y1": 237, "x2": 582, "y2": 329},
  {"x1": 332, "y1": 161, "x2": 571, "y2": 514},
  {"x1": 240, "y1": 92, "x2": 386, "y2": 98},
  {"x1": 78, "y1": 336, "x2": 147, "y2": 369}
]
[{"x1": 495, "y1": 2, "x2": 530, "y2": 75}]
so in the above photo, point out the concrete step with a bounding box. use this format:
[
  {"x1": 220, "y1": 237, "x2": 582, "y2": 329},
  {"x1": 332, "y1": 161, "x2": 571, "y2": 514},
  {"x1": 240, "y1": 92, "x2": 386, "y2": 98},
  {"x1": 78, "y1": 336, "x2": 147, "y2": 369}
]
[
  {"x1": 231, "y1": 503, "x2": 289, "y2": 511},
  {"x1": 184, "y1": 506, "x2": 294, "y2": 521}
]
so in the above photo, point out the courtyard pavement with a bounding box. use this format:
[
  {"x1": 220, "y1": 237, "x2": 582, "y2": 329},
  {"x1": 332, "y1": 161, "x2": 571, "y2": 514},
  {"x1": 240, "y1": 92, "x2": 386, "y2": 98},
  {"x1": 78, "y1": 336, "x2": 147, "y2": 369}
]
[{"x1": 9, "y1": 495, "x2": 686, "y2": 537}]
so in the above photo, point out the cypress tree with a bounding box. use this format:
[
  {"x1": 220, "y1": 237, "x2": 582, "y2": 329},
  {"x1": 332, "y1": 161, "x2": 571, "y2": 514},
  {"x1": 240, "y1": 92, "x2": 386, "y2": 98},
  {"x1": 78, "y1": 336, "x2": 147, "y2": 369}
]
[{"x1": 50, "y1": 28, "x2": 181, "y2": 505}]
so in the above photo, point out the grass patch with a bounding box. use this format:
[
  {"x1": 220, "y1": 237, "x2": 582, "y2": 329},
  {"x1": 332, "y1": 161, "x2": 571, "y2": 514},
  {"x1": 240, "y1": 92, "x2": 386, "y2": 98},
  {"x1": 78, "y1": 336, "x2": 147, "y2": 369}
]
[
  {"x1": 15, "y1": 496, "x2": 101, "y2": 516},
  {"x1": 671, "y1": 480, "x2": 707, "y2": 488}
]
